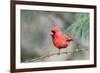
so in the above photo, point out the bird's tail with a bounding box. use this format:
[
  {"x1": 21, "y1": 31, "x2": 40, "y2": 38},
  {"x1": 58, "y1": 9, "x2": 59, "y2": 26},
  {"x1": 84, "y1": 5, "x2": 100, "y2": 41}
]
[
  {"x1": 71, "y1": 37, "x2": 78, "y2": 41},
  {"x1": 66, "y1": 36, "x2": 78, "y2": 41}
]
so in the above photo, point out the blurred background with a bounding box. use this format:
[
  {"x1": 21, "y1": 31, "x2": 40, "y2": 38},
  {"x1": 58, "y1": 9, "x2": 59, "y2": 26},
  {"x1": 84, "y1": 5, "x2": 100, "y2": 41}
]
[{"x1": 20, "y1": 10, "x2": 90, "y2": 62}]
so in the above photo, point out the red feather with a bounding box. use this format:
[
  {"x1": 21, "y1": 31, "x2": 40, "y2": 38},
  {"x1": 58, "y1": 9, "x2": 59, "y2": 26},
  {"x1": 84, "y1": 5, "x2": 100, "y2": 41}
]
[{"x1": 50, "y1": 26, "x2": 77, "y2": 54}]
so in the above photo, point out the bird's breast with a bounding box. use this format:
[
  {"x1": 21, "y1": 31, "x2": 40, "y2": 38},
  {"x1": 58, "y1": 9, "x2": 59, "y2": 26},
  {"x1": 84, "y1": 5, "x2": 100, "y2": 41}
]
[{"x1": 53, "y1": 37, "x2": 69, "y2": 49}]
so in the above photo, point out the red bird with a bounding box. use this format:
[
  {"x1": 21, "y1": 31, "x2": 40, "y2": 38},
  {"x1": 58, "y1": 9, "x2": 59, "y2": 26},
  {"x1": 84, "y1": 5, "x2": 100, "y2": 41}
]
[{"x1": 50, "y1": 26, "x2": 77, "y2": 55}]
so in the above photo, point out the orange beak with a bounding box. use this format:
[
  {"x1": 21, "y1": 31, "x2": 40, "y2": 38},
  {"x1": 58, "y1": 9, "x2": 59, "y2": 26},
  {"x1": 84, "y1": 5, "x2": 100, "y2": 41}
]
[{"x1": 50, "y1": 31, "x2": 54, "y2": 36}]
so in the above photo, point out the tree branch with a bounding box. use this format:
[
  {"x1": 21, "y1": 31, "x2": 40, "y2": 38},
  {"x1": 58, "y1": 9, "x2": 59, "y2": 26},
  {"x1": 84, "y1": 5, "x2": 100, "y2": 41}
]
[{"x1": 24, "y1": 48, "x2": 88, "y2": 63}]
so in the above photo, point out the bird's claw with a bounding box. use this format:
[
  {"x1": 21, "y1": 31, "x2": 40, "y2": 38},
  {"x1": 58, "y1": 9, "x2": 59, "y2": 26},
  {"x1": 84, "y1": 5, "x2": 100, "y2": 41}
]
[{"x1": 58, "y1": 52, "x2": 60, "y2": 55}]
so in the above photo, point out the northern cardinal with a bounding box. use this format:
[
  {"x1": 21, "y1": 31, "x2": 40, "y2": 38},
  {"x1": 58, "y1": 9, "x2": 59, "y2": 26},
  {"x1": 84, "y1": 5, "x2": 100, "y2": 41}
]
[{"x1": 50, "y1": 26, "x2": 77, "y2": 55}]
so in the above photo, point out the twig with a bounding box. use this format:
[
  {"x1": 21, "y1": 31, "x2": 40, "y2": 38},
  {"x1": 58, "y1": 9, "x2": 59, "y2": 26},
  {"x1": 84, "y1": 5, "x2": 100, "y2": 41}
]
[{"x1": 24, "y1": 48, "x2": 88, "y2": 63}]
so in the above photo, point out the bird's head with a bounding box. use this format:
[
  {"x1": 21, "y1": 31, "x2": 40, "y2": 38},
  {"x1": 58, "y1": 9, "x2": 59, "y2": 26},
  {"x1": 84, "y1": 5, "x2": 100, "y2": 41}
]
[{"x1": 50, "y1": 26, "x2": 60, "y2": 37}]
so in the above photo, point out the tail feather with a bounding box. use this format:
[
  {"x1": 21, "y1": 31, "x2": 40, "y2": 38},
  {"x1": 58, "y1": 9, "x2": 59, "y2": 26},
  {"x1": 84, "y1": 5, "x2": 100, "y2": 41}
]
[{"x1": 65, "y1": 36, "x2": 78, "y2": 41}]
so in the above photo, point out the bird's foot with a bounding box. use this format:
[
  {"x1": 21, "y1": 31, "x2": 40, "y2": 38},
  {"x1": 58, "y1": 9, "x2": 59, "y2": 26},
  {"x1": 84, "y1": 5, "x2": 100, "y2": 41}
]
[
  {"x1": 58, "y1": 49, "x2": 60, "y2": 55},
  {"x1": 58, "y1": 52, "x2": 60, "y2": 55}
]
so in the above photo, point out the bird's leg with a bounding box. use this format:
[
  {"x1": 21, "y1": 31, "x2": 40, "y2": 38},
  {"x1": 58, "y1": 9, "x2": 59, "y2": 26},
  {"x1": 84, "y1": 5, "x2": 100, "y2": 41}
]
[{"x1": 58, "y1": 49, "x2": 60, "y2": 55}]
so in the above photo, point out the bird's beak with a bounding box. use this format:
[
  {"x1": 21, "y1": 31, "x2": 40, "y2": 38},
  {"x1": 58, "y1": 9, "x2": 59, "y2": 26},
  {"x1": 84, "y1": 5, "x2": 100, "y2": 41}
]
[{"x1": 50, "y1": 31, "x2": 54, "y2": 36}]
